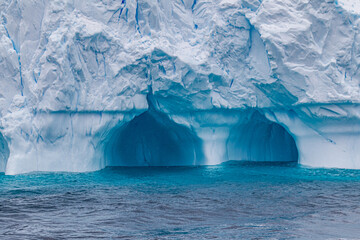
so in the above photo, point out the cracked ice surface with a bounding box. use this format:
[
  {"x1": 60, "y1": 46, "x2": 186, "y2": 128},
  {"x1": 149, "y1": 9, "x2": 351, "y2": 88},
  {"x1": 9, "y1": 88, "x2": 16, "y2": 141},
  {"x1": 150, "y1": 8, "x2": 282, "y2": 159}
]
[{"x1": 0, "y1": 0, "x2": 360, "y2": 174}]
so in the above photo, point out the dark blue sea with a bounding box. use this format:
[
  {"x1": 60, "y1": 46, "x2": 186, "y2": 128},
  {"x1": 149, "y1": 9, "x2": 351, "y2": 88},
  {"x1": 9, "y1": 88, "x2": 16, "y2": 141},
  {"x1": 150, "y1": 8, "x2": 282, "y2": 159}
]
[{"x1": 1, "y1": 161, "x2": 360, "y2": 239}]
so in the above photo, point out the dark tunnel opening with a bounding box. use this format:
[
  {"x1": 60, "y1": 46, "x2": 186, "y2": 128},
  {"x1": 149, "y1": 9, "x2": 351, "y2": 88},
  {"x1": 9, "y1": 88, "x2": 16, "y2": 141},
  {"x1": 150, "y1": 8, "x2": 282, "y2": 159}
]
[
  {"x1": 105, "y1": 110, "x2": 205, "y2": 167},
  {"x1": 227, "y1": 111, "x2": 298, "y2": 163},
  {"x1": 104, "y1": 105, "x2": 298, "y2": 167}
]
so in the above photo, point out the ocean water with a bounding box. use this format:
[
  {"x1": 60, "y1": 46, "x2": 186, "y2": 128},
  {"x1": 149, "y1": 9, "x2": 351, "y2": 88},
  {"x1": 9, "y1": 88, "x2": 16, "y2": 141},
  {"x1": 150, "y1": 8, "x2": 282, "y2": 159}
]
[{"x1": 0, "y1": 161, "x2": 360, "y2": 239}]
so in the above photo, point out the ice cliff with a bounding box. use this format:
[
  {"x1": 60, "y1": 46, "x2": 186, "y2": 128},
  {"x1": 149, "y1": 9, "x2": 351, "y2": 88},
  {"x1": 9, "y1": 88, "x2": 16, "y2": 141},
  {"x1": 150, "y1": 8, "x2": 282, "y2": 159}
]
[{"x1": 0, "y1": 0, "x2": 360, "y2": 174}]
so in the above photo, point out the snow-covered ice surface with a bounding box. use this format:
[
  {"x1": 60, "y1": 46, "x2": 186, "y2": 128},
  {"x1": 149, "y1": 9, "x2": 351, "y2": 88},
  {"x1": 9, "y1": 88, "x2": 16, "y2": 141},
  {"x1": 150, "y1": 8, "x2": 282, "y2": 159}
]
[
  {"x1": 0, "y1": 0, "x2": 360, "y2": 174},
  {"x1": 337, "y1": 0, "x2": 360, "y2": 15}
]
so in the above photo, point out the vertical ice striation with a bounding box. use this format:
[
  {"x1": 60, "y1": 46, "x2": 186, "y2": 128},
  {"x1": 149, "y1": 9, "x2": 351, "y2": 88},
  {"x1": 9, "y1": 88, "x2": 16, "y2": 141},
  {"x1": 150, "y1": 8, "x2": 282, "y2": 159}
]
[
  {"x1": 0, "y1": 0, "x2": 359, "y2": 174},
  {"x1": 0, "y1": 132, "x2": 9, "y2": 172},
  {"x1": 265, "y1": 105, "x2": 360, "y2": 169}
]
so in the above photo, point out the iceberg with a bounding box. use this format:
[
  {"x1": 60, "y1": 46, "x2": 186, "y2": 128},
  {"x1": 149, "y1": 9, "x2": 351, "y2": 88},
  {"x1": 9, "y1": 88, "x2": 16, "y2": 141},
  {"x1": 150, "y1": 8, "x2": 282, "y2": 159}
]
[{"x1": 0, "y1": 0, "x2": 360, "y2": 174}]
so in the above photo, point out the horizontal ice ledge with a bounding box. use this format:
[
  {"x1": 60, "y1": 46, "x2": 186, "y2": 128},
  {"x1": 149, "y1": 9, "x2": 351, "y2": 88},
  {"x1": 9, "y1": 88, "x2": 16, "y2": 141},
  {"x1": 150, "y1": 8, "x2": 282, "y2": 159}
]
[{"x1": 1, "y1": 104, "x2": 360, "y2": 174}]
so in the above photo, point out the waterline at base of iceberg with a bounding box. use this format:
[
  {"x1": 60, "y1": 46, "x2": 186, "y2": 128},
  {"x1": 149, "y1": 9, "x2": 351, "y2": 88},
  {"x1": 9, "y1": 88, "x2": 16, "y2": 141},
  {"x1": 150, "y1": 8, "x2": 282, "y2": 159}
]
[{"x1": 0, "y1": 163, "x2": 360, "y2": 239}]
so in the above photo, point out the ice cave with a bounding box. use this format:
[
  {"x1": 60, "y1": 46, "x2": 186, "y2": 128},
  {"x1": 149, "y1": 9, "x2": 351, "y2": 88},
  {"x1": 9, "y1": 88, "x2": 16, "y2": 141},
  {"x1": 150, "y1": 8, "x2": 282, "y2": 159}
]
[
  {"x1": 104, "y1": 107, "x2": 298, "y2": 167},
  {"x1": 2, "y1": 1, "x2": 360, "y2": 238},
  {"x1": 0, "y1": 0, "x2": 360, "y2": 174},
  {"x1": 105, "y1": 109, "x2": 205, "y2": 166},
  {"x1": 227, "y1": 111, "x2": 298, "y2": 163}
]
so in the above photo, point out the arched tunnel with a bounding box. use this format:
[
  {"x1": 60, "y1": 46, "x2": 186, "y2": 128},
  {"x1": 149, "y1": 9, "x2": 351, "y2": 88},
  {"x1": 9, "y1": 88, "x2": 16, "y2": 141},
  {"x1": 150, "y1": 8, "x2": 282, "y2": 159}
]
[
  {"x1": 104, "y1": 109, "x2": 298, "y2": 167},
  {"x1": 105, "y1": 109, "x2": 205, "y2": 166},
  {"x1": 227, "y1": 111, "x2": 298, "y2": 162}
]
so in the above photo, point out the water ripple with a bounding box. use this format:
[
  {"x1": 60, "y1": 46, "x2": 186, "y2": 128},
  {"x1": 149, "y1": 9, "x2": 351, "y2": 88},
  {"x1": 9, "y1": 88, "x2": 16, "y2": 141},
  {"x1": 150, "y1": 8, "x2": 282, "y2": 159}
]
[{"x1": 0, "y1": 163, "x2": 359, "y2": 239}]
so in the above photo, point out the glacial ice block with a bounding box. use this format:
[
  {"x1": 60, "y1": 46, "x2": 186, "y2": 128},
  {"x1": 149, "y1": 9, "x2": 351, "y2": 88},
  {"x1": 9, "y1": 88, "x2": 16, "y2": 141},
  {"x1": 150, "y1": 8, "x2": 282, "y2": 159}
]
[
  {"x1": 0, "y1": 132, "x2": 9, "y2": 173},
  {"x1": 266, "y1": 105, "x2": 360, "y2": 169},
  {"x1": 0, "y1": 0, "x2": 360, "y2": 174}
]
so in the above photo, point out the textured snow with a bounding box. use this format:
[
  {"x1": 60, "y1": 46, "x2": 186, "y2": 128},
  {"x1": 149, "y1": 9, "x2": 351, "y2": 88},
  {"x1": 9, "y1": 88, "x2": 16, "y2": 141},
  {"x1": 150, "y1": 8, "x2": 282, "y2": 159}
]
[
  {"x1": 337, "y1": 0, "x2": 360, "y2": 15},
  {"x1": 0, "y1": 0, "x2": 360, "y2": 174}
]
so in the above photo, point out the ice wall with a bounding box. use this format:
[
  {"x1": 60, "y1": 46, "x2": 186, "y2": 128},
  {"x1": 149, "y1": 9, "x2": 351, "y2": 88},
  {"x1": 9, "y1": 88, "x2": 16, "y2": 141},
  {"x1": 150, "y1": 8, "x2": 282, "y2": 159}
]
[
  {"x1": 0, "y1": 132, "x2": 9, "y2": 172},
  {"x1": 266, "y1": 105, "x2": 360, "y2": 169},
  {"x1": 0, "y1": 0, "x2": 359, "y2": 174}
]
